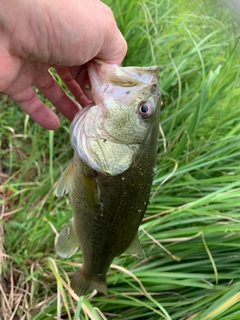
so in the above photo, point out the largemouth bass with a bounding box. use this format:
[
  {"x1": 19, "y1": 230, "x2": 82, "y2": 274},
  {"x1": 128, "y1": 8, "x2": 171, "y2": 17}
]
[{"x1": 55, "y1": 60, "x2": 161, "y2": 296}]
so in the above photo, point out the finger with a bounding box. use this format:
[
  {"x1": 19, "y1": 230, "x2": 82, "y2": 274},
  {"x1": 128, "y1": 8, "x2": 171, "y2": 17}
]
[
  {"x1": 55, "y1": 66, "x2": 92, "y2": 107},
  {"x1": 97, "y1": 31, "x2": 128, "y2": 66},
  {"x1": 91, "y1": 1, "x2": 128, "y2": 65},
  {"x1": 32, "y1": 68, "x2": 80, "y2": 121},
  {"x1": 9, "y1": 86, "x2": 60, "y2": 130},
  {"x1": 69, "y1": 66, "x2": 93, "y2": 102}
]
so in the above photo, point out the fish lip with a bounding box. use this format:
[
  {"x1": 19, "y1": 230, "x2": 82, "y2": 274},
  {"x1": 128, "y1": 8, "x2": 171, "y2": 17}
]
[
  {"x1": 87, "y1": 59, "x2": 160, "y2": 107},
  {"x1": 87, "y1": 60, "x2": 110, "y2": 106}
]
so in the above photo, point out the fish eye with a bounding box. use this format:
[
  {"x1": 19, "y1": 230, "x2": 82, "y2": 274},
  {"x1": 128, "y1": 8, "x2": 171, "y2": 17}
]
[{"x1": 139, "y1": 102, "x2": 152, "y2": 118}]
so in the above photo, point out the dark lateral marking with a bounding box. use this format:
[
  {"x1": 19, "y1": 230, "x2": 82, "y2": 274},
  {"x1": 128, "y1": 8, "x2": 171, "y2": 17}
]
[{"x1": 126, "y1": 91, "x2": 130, "y2": 94}]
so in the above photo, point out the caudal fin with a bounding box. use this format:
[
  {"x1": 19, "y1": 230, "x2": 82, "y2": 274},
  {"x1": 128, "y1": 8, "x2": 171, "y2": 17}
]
[{"x1": 71, "y1": 268, "x2": 108, "y2": 296}]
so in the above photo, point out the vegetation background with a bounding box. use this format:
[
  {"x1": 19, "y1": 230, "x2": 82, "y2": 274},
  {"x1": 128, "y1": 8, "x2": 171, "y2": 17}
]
[{"x1": 1, "y1": 0, "x2": 240, "y2": 319}]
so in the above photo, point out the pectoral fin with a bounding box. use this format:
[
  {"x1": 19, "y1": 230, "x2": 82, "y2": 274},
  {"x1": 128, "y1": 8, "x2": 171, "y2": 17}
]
[
  {"x1": 55, "y1": 219, "x2": 79, "y2": 258},
  {"x1": 125, "y1": 234, "x2": 145, "y2": 258},
  {"x1": 55, "y1": 161, "x2": 74, "y2": 197}
]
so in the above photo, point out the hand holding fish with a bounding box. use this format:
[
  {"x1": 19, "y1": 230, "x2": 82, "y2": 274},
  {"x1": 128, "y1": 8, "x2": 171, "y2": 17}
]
[{"x1": 0, "y1": 0, "x2": 127, "y2": 129}]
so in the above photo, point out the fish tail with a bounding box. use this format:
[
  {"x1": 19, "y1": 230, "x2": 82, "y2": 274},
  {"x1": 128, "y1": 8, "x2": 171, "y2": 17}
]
[{"x1": 71, "y1": 268, "x2": 107, "y2": 296}]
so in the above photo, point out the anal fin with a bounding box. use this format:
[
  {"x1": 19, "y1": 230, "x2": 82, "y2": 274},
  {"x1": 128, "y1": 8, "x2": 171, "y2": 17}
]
[
  {"x1": 55, "y1": 219, "x2": 79, "y2": 258},
  {"x1": 125, "y1": 234, "x2": 145, "y2": 258}
]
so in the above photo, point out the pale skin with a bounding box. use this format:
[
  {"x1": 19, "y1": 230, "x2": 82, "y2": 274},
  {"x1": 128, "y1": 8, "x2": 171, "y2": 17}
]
[{"x1": 0, "y1": 0, "x2": 127, "y2": 129}]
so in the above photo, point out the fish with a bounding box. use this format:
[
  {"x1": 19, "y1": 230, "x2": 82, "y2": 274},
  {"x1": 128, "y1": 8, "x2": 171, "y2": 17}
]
[{"x1": 55, "y1": 59, "x2": 161, "y2": 296}]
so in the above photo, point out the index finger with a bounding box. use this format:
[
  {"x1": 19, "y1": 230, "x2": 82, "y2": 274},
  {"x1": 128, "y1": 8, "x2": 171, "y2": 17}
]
[{"x1": 9, "y1": 86, "x2": 60, "y2": 130}]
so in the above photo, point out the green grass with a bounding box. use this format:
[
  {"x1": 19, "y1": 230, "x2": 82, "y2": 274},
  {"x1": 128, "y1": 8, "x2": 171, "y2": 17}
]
[{"x1": 1, "y1": 0, "x2": 240, "y2": 319}]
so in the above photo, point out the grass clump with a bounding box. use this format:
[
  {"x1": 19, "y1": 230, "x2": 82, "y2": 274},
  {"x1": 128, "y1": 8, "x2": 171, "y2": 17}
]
[{"x1": 1, "y1": 0, "x2": 240, "y2": 319}]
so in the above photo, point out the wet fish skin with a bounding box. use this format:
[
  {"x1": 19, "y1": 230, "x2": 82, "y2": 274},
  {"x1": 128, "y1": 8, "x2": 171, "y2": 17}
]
[{"x1": 55, "y1": 60, "x2": 161, "y2": 296}]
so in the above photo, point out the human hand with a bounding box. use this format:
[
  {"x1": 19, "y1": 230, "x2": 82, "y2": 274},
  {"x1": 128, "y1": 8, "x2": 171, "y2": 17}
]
[{"x1": 0, "y1": 0, "x2": 127, "y2": 129}]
